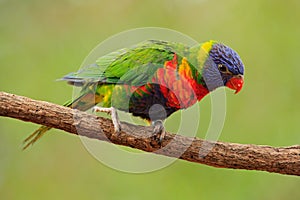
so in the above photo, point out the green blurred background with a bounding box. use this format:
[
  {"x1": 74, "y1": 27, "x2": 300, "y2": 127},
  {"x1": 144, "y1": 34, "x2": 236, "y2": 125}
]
[{"x1": 1, "y1": 0, "x2": 300, "y2": 199}]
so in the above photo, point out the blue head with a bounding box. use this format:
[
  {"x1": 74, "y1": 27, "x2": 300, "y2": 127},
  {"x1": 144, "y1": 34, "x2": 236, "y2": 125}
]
[{"x1": 202, "y1": 42, "x2": 245, "y2": 93}]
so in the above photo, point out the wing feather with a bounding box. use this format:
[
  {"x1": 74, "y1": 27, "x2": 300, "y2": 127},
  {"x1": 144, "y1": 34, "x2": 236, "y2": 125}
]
[{"x1": 61, "y1": 40, "x2": 188, "y2": 86}]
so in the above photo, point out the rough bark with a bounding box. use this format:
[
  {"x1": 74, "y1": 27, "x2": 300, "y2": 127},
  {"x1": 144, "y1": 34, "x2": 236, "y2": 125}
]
[{"x1": 0, "y1": 91, "x2": 299, "y2": 176}]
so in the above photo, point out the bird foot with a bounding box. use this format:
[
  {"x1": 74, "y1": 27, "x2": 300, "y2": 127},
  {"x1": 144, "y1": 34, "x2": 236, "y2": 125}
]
[
  {"x1": 152, "y1": 120, "x2": 166, "y2": 143},
  {"x1": 92, "y1": 106, "x2": 121, "y2": 133}
]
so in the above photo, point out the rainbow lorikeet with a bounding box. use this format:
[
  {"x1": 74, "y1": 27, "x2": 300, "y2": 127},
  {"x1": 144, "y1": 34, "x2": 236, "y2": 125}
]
[{"x1": 23, "y1": 40, "x2": 244, "y2": 149}]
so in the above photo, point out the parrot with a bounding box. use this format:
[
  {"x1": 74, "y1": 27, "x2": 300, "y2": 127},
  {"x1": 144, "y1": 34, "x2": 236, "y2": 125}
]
[{"x1": 23, "y1": 39, "x2": 244, "y2": 149}]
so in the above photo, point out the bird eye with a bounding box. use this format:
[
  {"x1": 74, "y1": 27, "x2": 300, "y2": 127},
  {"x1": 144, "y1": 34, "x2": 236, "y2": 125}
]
[{"x1": 218, "y1": 64, "x2": 228, "y2": 73}]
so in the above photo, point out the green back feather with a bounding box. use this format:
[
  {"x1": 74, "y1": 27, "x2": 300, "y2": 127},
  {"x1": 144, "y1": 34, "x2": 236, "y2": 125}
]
[{"x1": 62, "y1": 40, "x2": 199, "y2": 85}]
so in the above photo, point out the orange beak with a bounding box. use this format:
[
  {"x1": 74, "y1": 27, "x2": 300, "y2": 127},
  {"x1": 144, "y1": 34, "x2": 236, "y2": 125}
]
[{"x1": 226, "y1": 75, "x2": 244, "y2": 94}]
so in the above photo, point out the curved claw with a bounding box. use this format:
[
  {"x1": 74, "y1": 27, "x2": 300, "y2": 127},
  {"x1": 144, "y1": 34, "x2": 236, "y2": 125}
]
[{"x1": 152, "y1": 120, "x2": 166, "y2": 143}]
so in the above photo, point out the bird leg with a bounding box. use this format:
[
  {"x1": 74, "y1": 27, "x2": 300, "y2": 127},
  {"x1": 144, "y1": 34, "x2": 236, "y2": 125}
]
[
  {"x1": 92, "y1": 106, "x2": 121, "y2": 133},
  {"x1": 151, "y1": 120, "x2": 166, "y2": 143}
]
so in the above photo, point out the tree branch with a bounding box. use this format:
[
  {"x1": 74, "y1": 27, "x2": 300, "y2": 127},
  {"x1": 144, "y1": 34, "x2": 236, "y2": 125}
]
[{"x1": 0, "y1": 91, "x2": 299, "y2": 176}]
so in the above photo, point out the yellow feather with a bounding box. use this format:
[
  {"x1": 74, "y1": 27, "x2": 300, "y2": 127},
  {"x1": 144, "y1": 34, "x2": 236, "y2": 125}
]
[
  {"x1": 197, "y1": 40, "x2": 216, "y2": 67},
  {"x1": 178, "y1": 57, "x2": 192, "y2": 78}
]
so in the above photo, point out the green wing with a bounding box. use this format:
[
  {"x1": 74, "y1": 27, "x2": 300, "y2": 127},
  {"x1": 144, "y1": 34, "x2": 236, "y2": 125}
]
[{"x1": 62, "y1": 40, "x2": 189, "y2": 86}]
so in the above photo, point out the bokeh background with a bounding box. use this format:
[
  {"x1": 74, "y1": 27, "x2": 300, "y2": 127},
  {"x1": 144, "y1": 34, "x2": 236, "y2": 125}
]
[{"x1": 1, "y1": 0, "x2": 300, "y2": 199}]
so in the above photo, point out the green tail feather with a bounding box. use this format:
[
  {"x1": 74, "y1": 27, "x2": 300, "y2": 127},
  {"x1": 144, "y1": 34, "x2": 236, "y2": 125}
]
[
  {"x1": 22, "y1": 126, "x2": 52, "y2": 150},
  {"x1": 23, "y1": 92, "x2": 99, "y2": 150},
  {"x1": 22, "y1": 100, "x2": 73, "y2": 150}
]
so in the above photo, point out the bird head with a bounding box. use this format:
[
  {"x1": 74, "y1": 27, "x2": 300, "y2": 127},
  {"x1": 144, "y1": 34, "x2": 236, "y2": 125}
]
[{"x1": 202, "y1": 42, "x2": 244, "y2": 94}]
